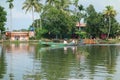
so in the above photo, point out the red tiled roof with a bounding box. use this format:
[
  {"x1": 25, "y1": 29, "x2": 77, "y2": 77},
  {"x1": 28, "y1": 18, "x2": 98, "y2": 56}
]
[{"x1": 76, "y1": 22, "x2": 86, "y2": 27}]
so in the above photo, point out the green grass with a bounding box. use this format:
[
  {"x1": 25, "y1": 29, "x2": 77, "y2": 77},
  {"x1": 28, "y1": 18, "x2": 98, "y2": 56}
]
[{"x1": 98, "y1": 39, "x2": 120, "y2": 44}]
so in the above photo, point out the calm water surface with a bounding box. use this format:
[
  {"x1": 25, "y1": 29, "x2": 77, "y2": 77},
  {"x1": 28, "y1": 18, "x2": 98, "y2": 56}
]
[{"x1": 0, "y1": 43, "x2": 120, "y2": 80}]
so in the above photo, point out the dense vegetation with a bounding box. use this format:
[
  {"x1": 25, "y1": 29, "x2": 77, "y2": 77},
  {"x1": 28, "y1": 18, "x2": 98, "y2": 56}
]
[
  {"x1": 0, "y1": 6, "x2": 7, "y2": 34},
  {"x1": 29, "y1": 0, "x2": 120, "y2": 39}
]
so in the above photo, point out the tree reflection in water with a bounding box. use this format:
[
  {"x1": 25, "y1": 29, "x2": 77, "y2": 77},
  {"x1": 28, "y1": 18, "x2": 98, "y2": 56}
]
[
  {"x1": 2, "y1": 43, "x2": 119, "y2": 80},
  {"x1": 85, "y1": 45, "x2": 118, "y2": 80},
  {"x1": 75, "y1": 46, "x2": 89, "y2": 62},
  {"x1": 32, "y1": 45, "x2": 90, "y2": 80},
  {"x1": 9, "y1": 52, "x2": 14, "y2": 80},
  {"x1": 0, "y1": 46, "x2": 6, "y2": 79}
]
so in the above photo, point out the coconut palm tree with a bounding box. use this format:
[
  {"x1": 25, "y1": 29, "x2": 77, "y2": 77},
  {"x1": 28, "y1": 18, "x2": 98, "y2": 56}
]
[
  {"x1": 72, "y1": 0, "x2": 79, "y2": 14},
  {"x1": 77, "y1": 4, "x2": 84, "y2": 19},
  {"x1": 34, "y1": 1, "x2": 43, "y2": 29},
  {"x1": 6, "y1": 0, "x2": 14, "y2": 31},
  {"x1": 103, "y1": 5, "x2": 116, "y2": 39},
  {"x1": 22, "y1": 0, "x2": 42, "y2": 27},
  {"x1": 55, "y1": 0, "x2": 71, "y2": 13},
  {"x1": 78, "y1": 4, "x2": 84, "y2": 12},
  {"x1": 78, "y1": 4, "x2": 85, "y2": 21},
  {"x1": 45, "y1": 0, "x2": 57, "y2": 6}
]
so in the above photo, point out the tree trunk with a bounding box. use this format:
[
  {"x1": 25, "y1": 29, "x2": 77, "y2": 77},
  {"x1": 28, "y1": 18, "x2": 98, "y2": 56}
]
[
  {"x1": 32, "y1": 7, "x2": 34, "y2": 26},
  {"x1": 107, "y1": 16, "x2": 111, "y2": 39},
  {"x1": 60, "y1": 34, "x2": 62, "y2": 39},
  {"x1": 56, "y1": 34, "x2": 58, "y2": 39},
  {"x1": 40, "y1": 15, "x2": 42, "y2": 29},
  {"x1": 10, "y1": 9, "x2": 12, "y2": 31}
]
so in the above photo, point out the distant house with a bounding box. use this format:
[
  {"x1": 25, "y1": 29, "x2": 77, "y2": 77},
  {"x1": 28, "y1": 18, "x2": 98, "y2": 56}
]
[
  {"x1": 76, "y1": 22, "x2": 86, "y2": 28},
  {"x1": 5, "y1": 31, "x2": 35, "y2": 41},
  {"x1": 76, "y1": 22, "x2": 86, "y2": 31}
]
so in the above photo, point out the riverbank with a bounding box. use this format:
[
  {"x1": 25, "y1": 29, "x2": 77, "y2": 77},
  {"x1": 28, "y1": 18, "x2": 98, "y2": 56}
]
[
  {"x1": 0, "y1": 40, "x2": 39, "y2": 44},
  {"x1": 98, "y1": 39, "x2": 120, "y2": 44},
  {"x1": 0, "y1": 39, "x2": 120, "y2": 44}
]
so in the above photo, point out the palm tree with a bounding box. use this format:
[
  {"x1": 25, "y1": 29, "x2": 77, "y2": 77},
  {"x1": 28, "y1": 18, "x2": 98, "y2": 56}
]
[
  {"x1": 103, "y1": 5, "x2": 116, "y2": 39},
  {"x1": 56, "y1": 0, "x2": 71, "y2": 13},
  {"x1": 22, "y1": 0, "x2": 42, "y2": 27},
  {"x1": 73, "y1": 0, "x2": 79, "y2": 14},
  {"x1": 7, "y1": 0, "x2": 14, "y2": 31},
  {"x1": 78, "y1": 4, "x2": 85, "y2": 25},
  {"x1": 78, "y1": 4, "x2": 84, "y2": 12},
  {"x1": 45, "y1": 0, "x2": 57, "y2": 6},
  {"x1": 34, "y1": 1, "x2": 43, "y2": 29}
]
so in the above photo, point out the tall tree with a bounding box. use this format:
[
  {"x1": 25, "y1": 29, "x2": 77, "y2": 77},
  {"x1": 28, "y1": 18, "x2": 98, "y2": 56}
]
[
  {"x1": 103, "y1": 5, "x2": 116, "y2": 39},
  {"x1": 0, "y1": 6, "x2": 7, "y2": 33},
  {"x1": 77, "y1": 4, "x2": 85, "y2": 24},
  {"x1": 33, "y1": 0, "x2": 43, "y2": 29},
  {"x1": 22, "y1": 0, "x2": 42, "y2": 27},
  {"x1": 86, "y1": 4, "x2": 101, "y2": 38},
  {"x1": 6, "y1": 0, "x2": 14, "y2": 31},
  {"x1": 41, "y1": 7, "x2": 76, "y2": 39}
]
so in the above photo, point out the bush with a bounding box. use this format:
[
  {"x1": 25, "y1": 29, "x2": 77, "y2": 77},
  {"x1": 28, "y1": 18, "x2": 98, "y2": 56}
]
[{"x1": 29, "y1": 37, "x2": 36, "y2": 40}]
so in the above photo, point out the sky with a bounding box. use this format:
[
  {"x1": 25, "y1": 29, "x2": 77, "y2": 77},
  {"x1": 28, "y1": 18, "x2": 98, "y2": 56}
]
[{"x1": 0, "y1": 0, "x2": 120, "y2": 30}]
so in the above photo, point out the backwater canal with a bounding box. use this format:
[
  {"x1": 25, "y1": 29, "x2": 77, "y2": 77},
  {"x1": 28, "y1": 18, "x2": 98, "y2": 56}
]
[{"x1": 0, "y1": 43, "x2": 120, "y2": 80}]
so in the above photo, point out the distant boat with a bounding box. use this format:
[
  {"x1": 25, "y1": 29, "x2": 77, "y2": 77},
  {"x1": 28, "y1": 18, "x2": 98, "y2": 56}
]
[{"x1": 39, "y1": 41, "x2": 77, "y2": 47}]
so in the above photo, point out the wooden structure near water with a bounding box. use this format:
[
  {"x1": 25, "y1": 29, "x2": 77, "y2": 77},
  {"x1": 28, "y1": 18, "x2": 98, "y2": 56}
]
[{"x1": 83, "y1": 39, "x2": 97, "y2": 44}]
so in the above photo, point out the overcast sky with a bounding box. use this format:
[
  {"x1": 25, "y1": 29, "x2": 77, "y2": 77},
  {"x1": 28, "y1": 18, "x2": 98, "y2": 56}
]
[{"x1": 0, "y1": 0, "x2": 120, "y2": 30}]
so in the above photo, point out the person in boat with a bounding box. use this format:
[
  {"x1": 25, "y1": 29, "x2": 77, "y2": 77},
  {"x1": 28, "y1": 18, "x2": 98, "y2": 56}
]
[
  {"x1": 72, "y1": 39, "x2": 75, "y2": 43},
  {"x1": 64, "y1": 40, "x2": 68, "y2": 44}
]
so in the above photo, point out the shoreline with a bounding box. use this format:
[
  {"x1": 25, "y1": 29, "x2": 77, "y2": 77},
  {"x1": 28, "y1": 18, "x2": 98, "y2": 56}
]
[
  {"x1": 0, "y1": 39, "x2": 120, "y2": 44},
  {"x1": 0, "y1": 40, "x2": 40, "y2": 44}
]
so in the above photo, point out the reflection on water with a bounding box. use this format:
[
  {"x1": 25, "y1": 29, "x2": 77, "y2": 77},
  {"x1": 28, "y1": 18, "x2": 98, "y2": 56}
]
[
  {"x1": 0, "y1": 43, "x2": 120, "y2": 80},
  {"x1": 0, "y1": 46, "x2": 6, "y2": 79}
]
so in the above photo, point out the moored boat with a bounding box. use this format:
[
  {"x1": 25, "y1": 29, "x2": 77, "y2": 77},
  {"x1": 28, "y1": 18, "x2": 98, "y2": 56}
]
[{"x1": 39, "y1": 40, "x2": 77, "y2": 47}]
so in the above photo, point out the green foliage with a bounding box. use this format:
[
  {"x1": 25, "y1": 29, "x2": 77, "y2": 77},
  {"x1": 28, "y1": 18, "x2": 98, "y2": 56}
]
[
  {"x1": 41, "y1": 6, "x2": 76, "y2": 39},
  {"x1": 103, "y1": 6, "x2": 116, "y2": 17},
  {"x1": 103, "y1": 5, "x2": 117, "y2": 39},
  {"x1": 22, "y1": 0, "x2": 43, "y2": 25},
  {"x1": 22, "y1": 0, "x2": 43, "y2": 13},
  {"x1": 0, "y1": 6, "x2": 7, "y2": 33},
  {"x1": 85, "y1": 5, "x2": 119, "y2": 39},
  {"x1": 75, "y1": 30, "x2": 87, "y2": 39},
  {"x1": 35, "y1": 27, "x2": 47, "y2": 39},
  {"x1": 21, "y1": 0, "x2": 120, "y2": 39},
  {"x1": 108, "y1": 18, "x2": 120, "y2": 37},
  {"x1": 86, "y1": 5, "x2": 101, "y2": 38},
  {"x1": 45, "y1": 0, "x2": 58, "y2": 6},
  {"x1": 6, "y1": 0, "x2": 14, "y2": 9},
  {"x1": 29, "y1": 36, "x2": 36, "y2": 40}
]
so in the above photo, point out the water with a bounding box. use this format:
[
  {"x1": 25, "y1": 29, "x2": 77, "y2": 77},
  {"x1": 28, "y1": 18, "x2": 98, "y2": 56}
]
[{"x1": 0, "y1": 43, "x2": 120, "y2": 80}]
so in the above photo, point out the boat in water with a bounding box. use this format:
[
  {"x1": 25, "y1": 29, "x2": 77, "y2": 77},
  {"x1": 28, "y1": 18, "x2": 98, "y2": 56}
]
[{"x1": 39, "y1": 40, "x2": 77, "y2": 47}]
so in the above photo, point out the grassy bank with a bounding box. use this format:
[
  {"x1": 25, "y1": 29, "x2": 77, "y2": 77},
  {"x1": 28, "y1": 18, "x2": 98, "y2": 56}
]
[
  {"x1": 98, "y1": 39, "x2": 120, "y2": 44},
  {"x1": 0, "y1": 39, "x2": 120, "y2": 44}
]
